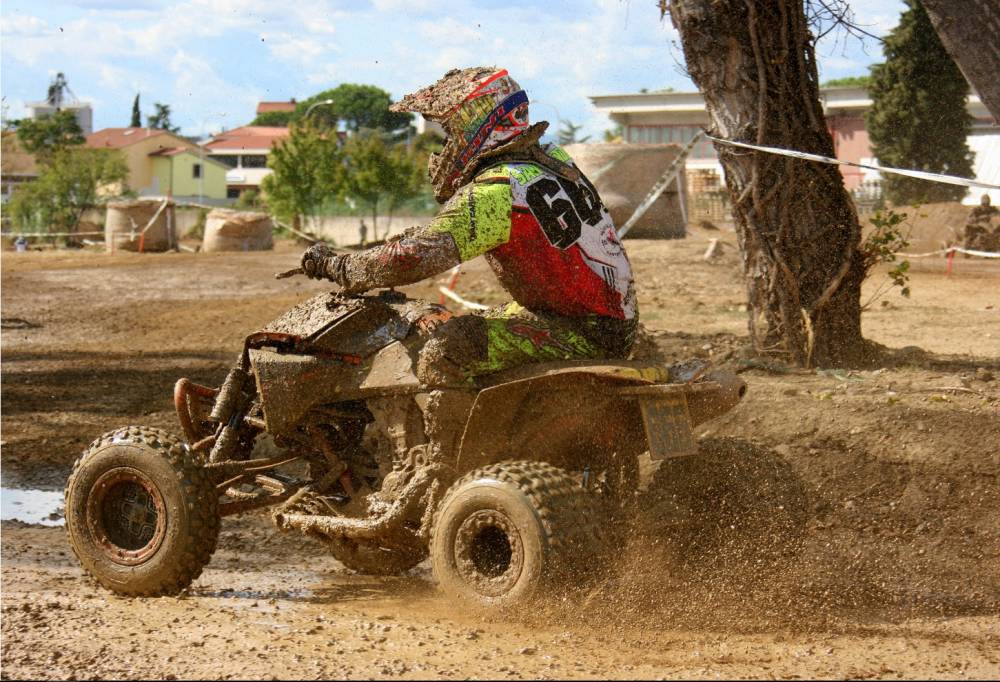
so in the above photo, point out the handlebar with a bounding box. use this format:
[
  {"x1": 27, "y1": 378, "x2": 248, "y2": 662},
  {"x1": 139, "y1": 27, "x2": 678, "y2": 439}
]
[{"x1": 275, "y1": 267, "x2": 305, "y2": 280}]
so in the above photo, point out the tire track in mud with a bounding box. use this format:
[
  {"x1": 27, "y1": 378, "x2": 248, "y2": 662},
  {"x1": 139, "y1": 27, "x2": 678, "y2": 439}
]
[{"x1": 2, "y1": 241, "x2": 999, "y2": 678}]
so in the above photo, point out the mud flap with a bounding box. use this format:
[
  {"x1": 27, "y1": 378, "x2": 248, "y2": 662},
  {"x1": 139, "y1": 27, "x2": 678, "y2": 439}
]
[{"x1": 637, "y1": 393, "x2": 697, "y2": 460}]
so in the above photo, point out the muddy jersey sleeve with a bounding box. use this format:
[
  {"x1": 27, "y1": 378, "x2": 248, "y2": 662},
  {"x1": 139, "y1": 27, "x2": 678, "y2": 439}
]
[
  {"x1": 335, "y1": 228, "x2": 462, "y2": 294},
  {"x1": 425, "y1": 176, "x2": 514, "y2": 261},
  {"x1": 335, "y1": 178, "x2": 513, "y2": 293}
]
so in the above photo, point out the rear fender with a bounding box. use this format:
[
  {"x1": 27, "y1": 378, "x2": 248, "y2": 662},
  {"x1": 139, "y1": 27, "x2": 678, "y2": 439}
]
[{"x1": 455, "y1": 372, "x2": 648, "y2": 473}]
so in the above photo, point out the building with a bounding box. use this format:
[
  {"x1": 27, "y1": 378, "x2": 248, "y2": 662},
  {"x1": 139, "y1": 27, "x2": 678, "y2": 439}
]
[
  {"x1": 255, "y1": 100, "x2": 296, "y2": 116},
  {"x1": 202, "y1": 126, "x2": 291, "y2": 199},
  {"x1": 590, "y1": 87, "x2": 999, "y2": 205},
  {"x1": 1, "y1": 132, "x2": 39, "y2": 203},
  {"x1": 25, "y1": 73, "x2": 93, "y2": 135},
  {"x1": 147, "y1": 147, "x2": 227, "y2": 204},
  {"x1": 86, "y1": 127, "x2": 228, "y2": 202}
]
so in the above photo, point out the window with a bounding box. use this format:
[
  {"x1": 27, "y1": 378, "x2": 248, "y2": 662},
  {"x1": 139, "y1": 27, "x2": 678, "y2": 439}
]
[
  {"x1": 215, "y1": 155, "x2": 239, "y2": 168},
  {"x1": 227, "y1": 188, "x2": 242, "y2": 199},
  {"x1": 192, "y1": 163, "x2": 202, "y2": 179},
  {"x1": 241, "y1": 154, "x2": 267, "y2": 168}
]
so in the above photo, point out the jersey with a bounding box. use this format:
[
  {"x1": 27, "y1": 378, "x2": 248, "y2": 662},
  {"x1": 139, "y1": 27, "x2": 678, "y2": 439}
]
[{"x1": 427, "y1": 145, "x2": 636, "y2": 322}]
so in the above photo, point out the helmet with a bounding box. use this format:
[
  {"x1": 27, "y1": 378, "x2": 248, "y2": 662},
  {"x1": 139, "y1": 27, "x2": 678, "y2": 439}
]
[{"x1": 391, "y1": 67, "x2": 531, "y2": 201}]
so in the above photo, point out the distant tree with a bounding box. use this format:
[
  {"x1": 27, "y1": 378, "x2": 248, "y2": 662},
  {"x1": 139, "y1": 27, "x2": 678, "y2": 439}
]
[
  {"x1": 340, "y1": 131, "x2": 422, "y2": 239},
  {"x1": 295, "y1": 84, "x2": 412, "y2": 136},
  {"x1": 7, "y1": 148, "x2": 128, "y2": 234},
  {"x1": 557, "y1": 120, "x2": 590, "y2": 145},
  {"x1": 261, "y1": 122, "x2": 342, "y2": 232},
  {"x1": 234, "y1": 188, "x2": 261, "y2": 210},
  {"x1": 147, "y1": 103, "x2": 180, "y2": 133},
  {"x1": 13, "y1": 110, "x2": 85, "y2": 161},
  {"x1": 130, "y1": 94, "x2": 141, "y2": 127},
  {"x1": 250, "y1": 110, "x2": 293, "y2": 127},
  {"x1": 821, "y1": 75, "x2": 871, "y2": 88},
  {"x1": 867, "y1": 0, "x2": 973, "y2": 204},
  {"x1": 603, "y1": 125, "x2": 624, "y2": 143}
]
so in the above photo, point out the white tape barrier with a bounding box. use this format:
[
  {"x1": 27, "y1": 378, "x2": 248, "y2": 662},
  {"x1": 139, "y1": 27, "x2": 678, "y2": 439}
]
[
  {"x1": 706, "y1": 135, "x2": 1000, "y2": 191},
  {"x1": 3, "y1": 231, "x2": 105, "y2": 239},
  {"x1": 894, "y1": 246, "x2": 1000, "y2": 259},
  {"x1": 438, "y1": 285, "x2": 489, "y2": 311}
]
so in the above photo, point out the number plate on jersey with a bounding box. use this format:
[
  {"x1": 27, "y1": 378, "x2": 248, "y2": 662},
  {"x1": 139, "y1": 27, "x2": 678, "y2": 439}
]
[{"x1": 639, "y1": 394, "x2": 697, "y2": 460}]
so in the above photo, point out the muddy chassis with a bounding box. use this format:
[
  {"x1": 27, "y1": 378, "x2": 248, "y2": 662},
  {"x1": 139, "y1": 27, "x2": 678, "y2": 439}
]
[{"x1": 65, "y1": 292, "x2": 746, "y2": 604}]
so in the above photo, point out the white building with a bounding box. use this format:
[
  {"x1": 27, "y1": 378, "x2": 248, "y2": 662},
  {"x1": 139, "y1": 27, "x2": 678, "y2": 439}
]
[
  {"x1": 25, "y1": 73, "x2": 93, "y2": 135},
  {"x1": 590, "y1": 87, "x2": 999, "y2": 205},
  {"x1": 202, "y1": 126, "x2": 290, "y2": 199}
]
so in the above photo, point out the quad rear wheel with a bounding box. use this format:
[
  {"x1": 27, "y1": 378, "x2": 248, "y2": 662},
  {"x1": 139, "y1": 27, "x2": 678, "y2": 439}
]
[
  {"x1": 430, "y1": 460, "x2": 606, "y2": 607},
  {"x1": 65, "y1": 426, "x2": 219, "y2": 596}
]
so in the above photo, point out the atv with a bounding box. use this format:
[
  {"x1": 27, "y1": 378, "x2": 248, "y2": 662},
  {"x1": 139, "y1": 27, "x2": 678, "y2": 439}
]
[{"x1": 65, "y1": 285, "x2": 746, "y2": 607}]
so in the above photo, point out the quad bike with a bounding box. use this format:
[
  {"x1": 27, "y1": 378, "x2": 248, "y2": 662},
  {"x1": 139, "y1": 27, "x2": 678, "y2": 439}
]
[{"x1": 65, "y1": 283, "x2": 748, "y2": 607}]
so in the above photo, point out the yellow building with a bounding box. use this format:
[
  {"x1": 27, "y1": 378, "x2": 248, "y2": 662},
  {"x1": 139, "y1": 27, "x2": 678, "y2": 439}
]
[
  {"x1": 86, "y1": 128, "x2": 227, "y2": 203},
  {"x1": 148, "y1": 147, "x2": 227, "y2": 203}
]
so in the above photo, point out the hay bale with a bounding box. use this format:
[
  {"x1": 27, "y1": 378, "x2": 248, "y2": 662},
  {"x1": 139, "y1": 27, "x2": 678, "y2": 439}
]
[
  {"x1": 105, "y1": 199, "x2": 176, "y2": 252},
  {"x1": 202, "y1": 209, "x2": 274, "y2": 252},
  {"x1": 563, "y1": 143, "x2": 686, "y2": 238}
]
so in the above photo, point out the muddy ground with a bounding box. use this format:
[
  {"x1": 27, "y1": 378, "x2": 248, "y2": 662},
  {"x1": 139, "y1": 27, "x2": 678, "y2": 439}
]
[{"x1": 2, "y1": 234, "x2": 999, "y2": 679}]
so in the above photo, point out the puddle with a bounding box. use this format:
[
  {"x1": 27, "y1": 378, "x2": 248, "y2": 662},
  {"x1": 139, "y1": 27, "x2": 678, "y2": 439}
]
[{"x1": 1, "y1": 488, "x2": 65, "y2": 526}]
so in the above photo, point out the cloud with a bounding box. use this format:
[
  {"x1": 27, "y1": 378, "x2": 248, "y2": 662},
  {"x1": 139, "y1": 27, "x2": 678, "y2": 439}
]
[
  {"x1": 1, "y1": 0, "x2": 905, "y2": 139},
  {"x1": 0, "y1": 14, "x2": 48, "y2": 35}
]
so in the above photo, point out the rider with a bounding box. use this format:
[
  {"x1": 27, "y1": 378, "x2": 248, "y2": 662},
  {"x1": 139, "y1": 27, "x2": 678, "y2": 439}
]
[{"x1": 301, "y1": 67, "x2": 637, "y2": 384}]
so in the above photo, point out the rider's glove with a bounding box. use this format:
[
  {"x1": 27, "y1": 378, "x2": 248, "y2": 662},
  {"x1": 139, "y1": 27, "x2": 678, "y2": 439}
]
[{"x1": 300, "y1": 243, "x2": 344, "y2": 282}]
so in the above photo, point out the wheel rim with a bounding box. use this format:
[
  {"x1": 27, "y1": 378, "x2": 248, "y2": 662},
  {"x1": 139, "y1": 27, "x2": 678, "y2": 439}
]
[
  {"x1": 86, "y1": 467, "x2": 167, "y2": 565},
  {"x1": 454, "y1": 510, "x2": 524, "y2": 598}
]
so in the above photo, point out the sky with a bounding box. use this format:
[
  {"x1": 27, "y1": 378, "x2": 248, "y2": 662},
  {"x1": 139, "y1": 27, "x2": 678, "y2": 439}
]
[{"x1": 0, "y1": 0, "x2": 905, "y2": 140}]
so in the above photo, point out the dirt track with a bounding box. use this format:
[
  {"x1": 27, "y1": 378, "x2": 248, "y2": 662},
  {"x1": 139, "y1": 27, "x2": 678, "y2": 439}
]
[{"x1": 2, "y1": 236, "x2": 999, "y2": 679}]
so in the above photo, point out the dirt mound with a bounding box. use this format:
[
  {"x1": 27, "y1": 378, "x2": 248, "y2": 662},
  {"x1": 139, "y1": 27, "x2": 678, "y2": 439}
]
[
  {"x1": 564, "y1": 142, "x2": 685, "y2": 238},
  {"x1": 105, "y1": 198, "x2": 177, "y2": 252},
  {"x1": 202, "y1": 209, "x2": 274, "y2": 252}
]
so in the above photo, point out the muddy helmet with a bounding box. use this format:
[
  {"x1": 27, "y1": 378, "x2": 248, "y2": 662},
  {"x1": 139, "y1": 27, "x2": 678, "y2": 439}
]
[{"x1": 391, "y1": 67, "x2": 530, "y2": 202}]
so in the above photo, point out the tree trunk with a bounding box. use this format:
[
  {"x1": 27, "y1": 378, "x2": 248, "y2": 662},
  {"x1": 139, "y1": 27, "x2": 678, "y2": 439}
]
[
  {"x1": 372, "y1": 202, "x2": 379, "y2": 241},
  {"x1": 667, "y1": 0, "x2": 869, "y2": 367},
  {"x1": 921, "y1": 0, "x2": 1000, "y2": 123}
]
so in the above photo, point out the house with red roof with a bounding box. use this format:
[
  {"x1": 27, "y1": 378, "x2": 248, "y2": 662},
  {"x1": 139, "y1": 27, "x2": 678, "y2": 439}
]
[
  {"x1": 203, "y1": 126, "x2": 291, "y2": 199},
  {"x1": 86, "y1": 127, "x2": 227, "y2": 203},
  {"x1": 255, "y1": 100, "x2": 296, "y2": 115}
]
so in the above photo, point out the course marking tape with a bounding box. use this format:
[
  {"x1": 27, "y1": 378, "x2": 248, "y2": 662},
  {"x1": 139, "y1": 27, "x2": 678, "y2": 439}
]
[
  {"x1": 706, "y1": 135, "x2": 1000, "y2": 191},
  {"x1": 894, "y1": 246, "x2": 1000, "y2": 259},
  {"x1": 438, "y1": 285, "x2": 489, "y2": 311}
]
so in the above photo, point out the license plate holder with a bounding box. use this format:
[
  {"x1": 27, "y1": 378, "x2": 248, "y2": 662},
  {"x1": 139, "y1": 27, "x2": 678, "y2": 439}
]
[{"x1": 639, "y1": 394, "x2": 697, "y2": 460}]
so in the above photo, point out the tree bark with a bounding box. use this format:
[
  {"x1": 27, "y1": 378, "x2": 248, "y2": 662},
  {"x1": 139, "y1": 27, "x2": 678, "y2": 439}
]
[
  {"x1": 921, "y1": 0, "x2": 1000, "y2": 123},
  {"x1": 667, "y1": 0, "x2": 869, "y2": 367}
]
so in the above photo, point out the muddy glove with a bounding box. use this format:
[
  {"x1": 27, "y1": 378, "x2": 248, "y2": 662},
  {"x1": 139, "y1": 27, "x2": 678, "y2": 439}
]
[{"x1": 300, "y1": 243, "x2": 346, "y2": 283}]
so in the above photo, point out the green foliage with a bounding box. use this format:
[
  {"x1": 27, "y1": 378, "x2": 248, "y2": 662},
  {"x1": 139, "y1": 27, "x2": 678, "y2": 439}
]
[
  {"x1": 867, "y1": 0, "x2": 973, "y2": 205},
  {"x1": 861, "y1": 208, "x2": 912, "y2": 307},
  {"x1": 295, "y1": 84, "x2": 412, "y2": 135},
  {"x1": 188, "y1": 207, "x2": 209, "y2": 240},
  {"x1": 603, "y1": 125, "x2": 624, "y2": 143},
  {"x1": 250, "y1": 110, "x2": 293, "y2": 127},
  {"x1": 234, "y1": 188, "x2": 261, "y2": 210},
  {"x1": 130, "y1": 94, "x2": 141, "y2": 127},
  {"x1": 821, "y1": 75, "x2": 871, "y2": 88},
  {"x1": 557, "y1": 120, "x2": 590, "y2": 145},
  {"x1": 7, "y1": 148, "x2": 128, "y2": 234},
  {"x1": 13, "y1": 110, "x2": 85, "y2": 161},
  {"x1": 340, "y1": 131, "x2": 424, "y2": 237},
  {"x1": 261, "y1": 122, "x2": 342, "y2": 228},
  {"x1": 147, "y1": 102, "x2": 180, "y2": 133}
]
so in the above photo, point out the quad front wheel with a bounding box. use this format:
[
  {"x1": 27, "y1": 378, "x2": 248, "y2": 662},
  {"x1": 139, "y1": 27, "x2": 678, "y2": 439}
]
[
  {"x1": 65, "y1": 426, "x2": 220, "y2": 596},
  {"x1": 430, "y1": 460, "x2": 606, "y2": 607}
]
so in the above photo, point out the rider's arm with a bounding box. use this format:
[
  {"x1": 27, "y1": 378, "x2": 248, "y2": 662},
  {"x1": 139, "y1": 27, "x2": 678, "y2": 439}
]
[{"x1": 327, "y1": 177, "x2": 513, "y2": 294}]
